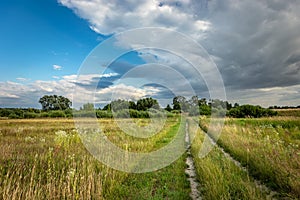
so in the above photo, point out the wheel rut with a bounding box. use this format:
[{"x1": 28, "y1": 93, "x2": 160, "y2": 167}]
[
  {"x1": 199, "y1": 126, "x2": 279, "y2": 199},
  {"x1": 185, "y1": 122, "x2": 202, "y2": 200}
]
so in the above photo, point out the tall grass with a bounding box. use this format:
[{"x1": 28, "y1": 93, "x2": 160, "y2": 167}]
[
  {"x1": 188, "y1": 119, "x2": 268, "y2": 200},
  {"x1": 0, "y1": 118, "x2": 190, "y2": 199},
  {"x1": 199, "y1": 117, "x2": 300, "y2": 199}
]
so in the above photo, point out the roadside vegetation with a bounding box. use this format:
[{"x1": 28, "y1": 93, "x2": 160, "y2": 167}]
[
  {"x1": 188, "y1": 119, "x2": 269, "y2": 200},
  {"x1": 198, "y1": 117, "x2": 300, "y2": 199}
]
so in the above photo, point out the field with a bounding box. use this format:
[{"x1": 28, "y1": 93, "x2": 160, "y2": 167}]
[
  {"x1": 0, "y1": 118, "x2": 190, "y2": 199},
  {"x1": 198, "y1": 117, "x2": 300, "y2": 199},
  {"x1": 0, "y1": 116, "x2": 299, "y2": 199}
]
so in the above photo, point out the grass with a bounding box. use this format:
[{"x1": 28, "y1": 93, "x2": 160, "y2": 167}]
[
  {"x1": 0, "y1": 118, "x2": 190, "y2": 199},
  {"x1": 198, "y1": 117, "x2": 300, "y2": 199},
  {"x1": 2, "y1": 116, "x2": 299, "y2": 199},
  {"x1": 273, "y1": 109, "x2": 300, "y2": 117},
  {"x1": 188, "y1": 119, "x2": 269, "y2": 200}
]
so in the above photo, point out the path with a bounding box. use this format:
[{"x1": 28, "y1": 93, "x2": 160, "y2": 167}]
[{"x1": 185, "y1": 122, "x2": 202, "y2": 200}]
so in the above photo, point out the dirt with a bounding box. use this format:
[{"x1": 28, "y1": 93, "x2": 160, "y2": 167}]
[{"x1": 185, "y1": 123, "x2": 202, "y2": 200}]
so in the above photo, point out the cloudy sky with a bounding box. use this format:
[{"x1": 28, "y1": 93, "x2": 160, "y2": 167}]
[{"x1": 0, "y1": 0, "x2": 299, "y2": 108}]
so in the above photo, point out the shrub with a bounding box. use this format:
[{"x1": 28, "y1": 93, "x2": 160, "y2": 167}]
[
  {"x1": 40, "y1": 112, "x2": 50, "y2": 118},
  {"x1": 64, "y1": 109, "x2": 73, "y2": 118},
  {"x1": 115, "y1": 110, "x2": 130, "y2": 118},
  {"x1": 228, "y1": 105, "x2": 277, "y2": 118},
  {"x1": 49, "y1": 110, "x2": 66, "y2": 118},
  {"x1": 171, "y1": 110, "x2": 181, "y2": 114},
  {"x1": 96, "y1": 110, "x2": 113, "y2": 118},
  {"x1": 24, "y1": 112, "x2": 38, "y2": 118},
  {"x1": 8, "y1": 113, "x2": 20, "y2": 119}
]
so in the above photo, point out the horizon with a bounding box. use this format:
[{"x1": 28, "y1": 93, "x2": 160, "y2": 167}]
[
  {"x1": 0, "y1": 95, "x2": 299, "y2": 110},
  {"x1": 1, "y1": 0, "x2": 300, "y2": 108}
]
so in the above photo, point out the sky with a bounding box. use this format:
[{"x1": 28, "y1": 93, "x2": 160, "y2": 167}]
[{"x1": 0, "y1": 0, "x2": 299, "y2": 108}]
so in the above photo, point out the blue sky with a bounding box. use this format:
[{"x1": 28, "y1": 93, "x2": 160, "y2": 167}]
[
  {"x1": 0, "y1": 0, "x2": 102, "y2": 82},
  {"x1": 1, "y1": 0, "x2": 300, "y2": 108}
]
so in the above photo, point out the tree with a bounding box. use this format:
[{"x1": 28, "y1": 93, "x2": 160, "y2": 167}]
[
  {"x1": 165, "y1": 104, "x2": 172, "y2": 112},
  {"x1": 173, "y1": 96, "x2": 189, "y2": 112},
  {"x1": 198, "y1": 98, "x2": 207, "y2": 106},
  {"x1": 227, "y1": 104, "x2": 277, "y2": 118},
  {"x1": 102, "y1": 103, "x2": 111, "y2": 111},
  {"x1": 189, "y1": 96, "x2": 199, "y2": 107},
  {"x1": 39, "y1": 95, "x2": 72, "y2": 111},
  {"x1": 81, "y1": 103, "x2": 94, "y2": 111},
  {"x1": 111, "y1": 99, "x2": 130, "y2": 111},
  {"x1": 137, "y1": 98, "x2": 159, "y2": 111},
  {"x1": 129, "y1": 101, "x2": 137, "y2": 110}
]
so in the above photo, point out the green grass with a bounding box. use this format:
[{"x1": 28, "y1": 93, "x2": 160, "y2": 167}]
[
  {"x1": 198, "y1": 117, "x2": 300, "y2": 199},
  {"x1": 0, "y1": 118, "x2": 190, "y2": 199},
  {"x1": 188, "y1": 119, "x2": 268, "y2": 200},
  {"x1": 274, "y1": 109, "x2": 300, "y2": 117},
  {"x1": 105, "y1": 155, "x2": 190, "y2": 200},
  {"x1": 2, "y1": 116, "x2": 298, "y2": 199}
]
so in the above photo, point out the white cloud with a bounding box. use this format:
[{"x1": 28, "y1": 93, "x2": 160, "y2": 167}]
[
  {"x1": 0, "y1": 91, "x2": 19, "y2": 99},
  {"x1": 16, "y1": 77, "x2": 30, "y2": 82},
  {"x1": 0, "y1": 73, "x2": 134, "y2": 108},
  {"x1": 95, "y1": 83, "x2": 148, "y2": 101},
  {"x1": 63, "y1": 73, "x2": 118, "y2": 84},
  {"x1": 58, "y1": 0, "x2": 210, "y2": 38},
  {"x1": 53, "y1": 64, "x2": 63, "y2": 70}
]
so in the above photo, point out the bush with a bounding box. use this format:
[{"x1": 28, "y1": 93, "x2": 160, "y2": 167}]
[
  {"x1": 199, "y1": 105, "x2": 211, "y2": 115},
  {"x1": 49, "y1": 110, "x2": 66, "y2": 118},
  {"x1": 8, "y1": 113, "x2": 20, "y2": 119},
  {"x1": 148, "y1": 108, "x2": 165, "y2": 118},
  {"x1": 72, "y1": 111, "x2": 94, "y2": 118},
  {"x1": 115, "y1": 110, "x2": 130, "y2": 118},
  {"x1": 40, "y1": 112, "x2": 50, "y2": 118},
  {"x1": 0, "y1": 109, "x2": 13, "y2": 117},
  {"x1": 129, "y1": 109, "x2": 139, "y2": 118},
  {"x1": 171, "y1": 110, "x2": 181, "y2": 114},
  {"x1": 24, "y1": 112, "x2": 38, "y2": 118},
  {"x1": 64, "y1": 109, "x2": 73, "y2": 118},
  {"x1": 96, "y1": 110, "x2": 113, "y2": 118},
  {"x1": 227, "y1": 105, "x2": 277, "y2": 118},
  {"x1": 166, "y1": 112, "x2": 175, "y2": 118}
]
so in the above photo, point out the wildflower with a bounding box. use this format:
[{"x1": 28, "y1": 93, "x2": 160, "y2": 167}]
[{"x1": 25, "y1": 136, "x2": 35, "y2": 142}]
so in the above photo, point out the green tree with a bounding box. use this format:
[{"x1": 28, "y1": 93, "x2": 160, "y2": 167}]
[
  {"x1": 228, "y1": 104, "x2": 277, "y2": 118},
  {"x1": 39, "y1": 95, "x2": 72, "y2": 111},
  {"x1": 165, "y1": 104, "x2": 172, "y2": 112},
  {"x1": 173, "y1": 96, "x2": 189, "y2": 112},
  {"x1": 129, "y1": 101, "x2": 137, "y2": 110},
  {"x1": 81, "y1": 103, "x2": 94, "y2": 111},
  {"x1": 103, "y1": 103, "x2": 111, "y2": 111},
  {"x1": 137, "y1": 98, "x2": 159, "y2": 111},
  {"x1": 111, "y1": 99, "x2": 130, "y2": 111}
]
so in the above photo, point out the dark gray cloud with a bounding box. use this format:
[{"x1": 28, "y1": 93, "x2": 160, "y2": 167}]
[{"x1": 201, "y1": 0, "x2": 300, "y2": 90}]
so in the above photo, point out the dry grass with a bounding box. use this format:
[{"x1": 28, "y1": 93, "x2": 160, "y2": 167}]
[
  {"x1": 188, "y1": 119, "x2": 269, "y2": 200},
  {"x1": 199, "y1": 117, "x2": 300, "y2": 199},
  {"x1": 0, "y1": 118, "x2": 190, "y2": 199}
]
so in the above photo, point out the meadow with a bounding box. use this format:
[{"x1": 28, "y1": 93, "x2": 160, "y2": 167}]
[
  {"x1": 198, "y1": 116, "x2": 300, "y2": 199},
  {"x1": 0, "y1": 115, "x2": 299, "y2": 199},
  {"x1": 0, "y1": 118, "x2": 190, "y2": 199}
]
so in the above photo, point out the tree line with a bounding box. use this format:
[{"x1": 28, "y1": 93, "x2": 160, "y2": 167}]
[{"x1": 0, "y1": 94, "x2": 278, "y2": 119}]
